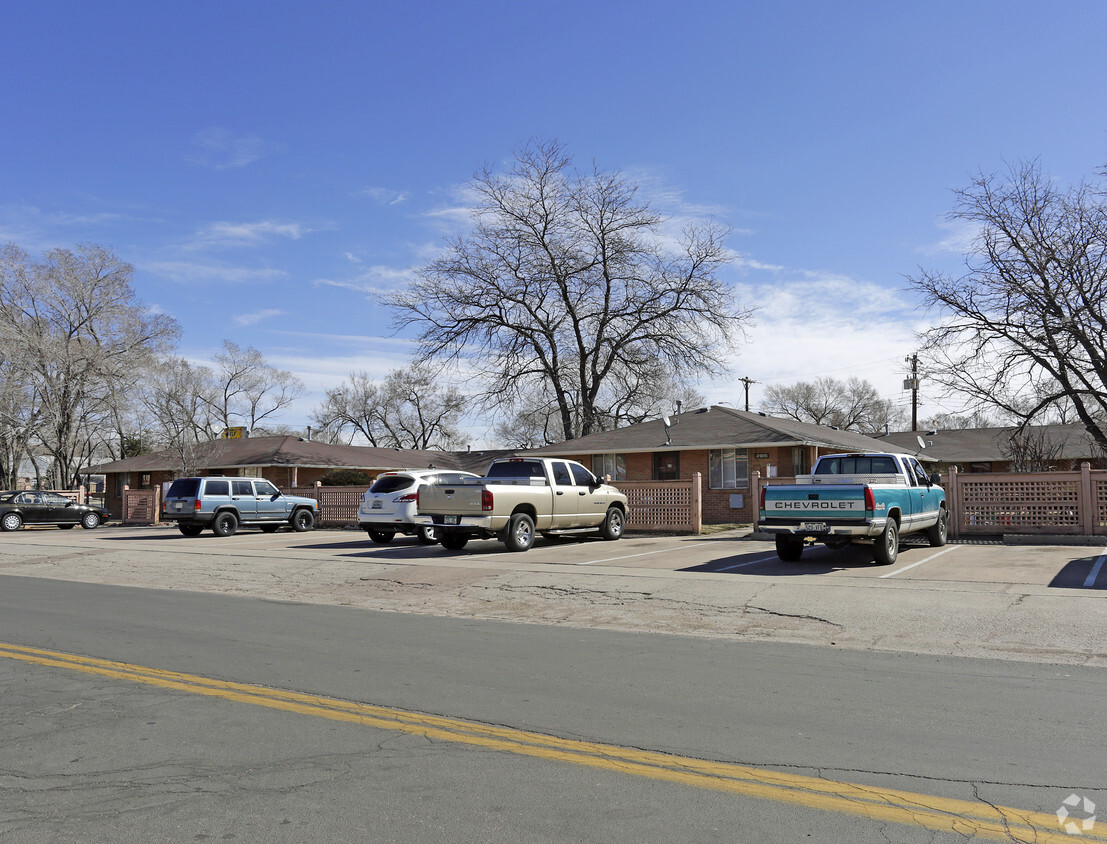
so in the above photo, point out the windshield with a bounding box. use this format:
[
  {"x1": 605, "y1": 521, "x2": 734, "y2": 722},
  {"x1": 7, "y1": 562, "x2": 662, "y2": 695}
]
[
  {"x1": 166, "y1": 478, "x2": 200, "y2": 497},
  {"x1": 486, "y1": 460, "x2": 546, "y2": 479},
  {"x1": 369, "y1": 475, "x2": 414, "y2": 494}
]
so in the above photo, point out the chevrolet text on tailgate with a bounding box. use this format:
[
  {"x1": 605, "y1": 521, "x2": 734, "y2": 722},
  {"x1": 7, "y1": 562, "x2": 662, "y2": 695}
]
[
  {"x1": 414, "y1": 457, "x2": 628, "y2": 552},
  {"x1": 757, "y1": 452, "x2": 947, "y2": 565}
]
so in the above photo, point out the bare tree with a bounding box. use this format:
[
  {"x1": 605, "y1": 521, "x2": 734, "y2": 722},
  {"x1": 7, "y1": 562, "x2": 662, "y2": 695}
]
[
  {"x1": 0, "y1": 243, "x2": 180, "y2": 487},
  {"x1": 910, "y1": 159, "x2": 1107, "y2": 451},
  {"x1": 1001, "y1": 427, "x2": 1072, "y2": 472},
  {"x1": 206, "y1": 341, "x2": 304, "y2": 434},
  {"x1": 385, "y1": 140, "x2": 752, "y2": 442},
  {"x1": 760, "y1": 376, "x2": 906, "y2": 434},
  {"x1": 311, "y1": 363, "x2": 468, "y2": 449},
  {"x1": 493, "y1": 367, "x2": 705, "y2": 447}
]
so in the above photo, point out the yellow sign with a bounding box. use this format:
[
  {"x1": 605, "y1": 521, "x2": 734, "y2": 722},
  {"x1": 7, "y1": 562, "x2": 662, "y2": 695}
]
[{"x1": 221, "y1": 427, "x2": 246, "y2": 439}]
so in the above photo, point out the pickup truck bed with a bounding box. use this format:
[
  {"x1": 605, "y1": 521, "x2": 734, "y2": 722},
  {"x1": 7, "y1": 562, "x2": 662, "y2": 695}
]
[
  {"x1": 415, "y1": 457, "x2": 628, "y2": 552},
  {"x1": 757, "y1": 453, "x2": 947, "y2": 565}
]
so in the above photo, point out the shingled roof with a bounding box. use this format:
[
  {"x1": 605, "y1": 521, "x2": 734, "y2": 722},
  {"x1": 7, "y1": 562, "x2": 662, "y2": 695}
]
[
  {"x1": 94, "y1": 435, "x2": 475, "y2": 475},
  {"x1": 524, "y1": 406, "x2": 903, "y2": 455},
  {"x1": 881, "y1": 423, "x2": 1103, "y2": 464}
]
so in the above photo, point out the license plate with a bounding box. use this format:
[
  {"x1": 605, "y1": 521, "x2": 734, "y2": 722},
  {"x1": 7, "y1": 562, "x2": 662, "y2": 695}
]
[
  {"x1": 444, "y1": 515, "x2": 458, "y2": 525},
  {"x1": 800, "y1": 522, "x2": 828, "y2": 532},
  {"x1": 371, "y1": 500, "x2": 382, "y2": 509},
  {"x1": 174, "y1": 502, "x2": 182, "y2": 511}
]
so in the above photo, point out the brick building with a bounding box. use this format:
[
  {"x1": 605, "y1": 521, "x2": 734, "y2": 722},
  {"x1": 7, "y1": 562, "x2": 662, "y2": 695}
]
[{"x1": 524, "y1": 405, "x2": 905, "y2": 525}]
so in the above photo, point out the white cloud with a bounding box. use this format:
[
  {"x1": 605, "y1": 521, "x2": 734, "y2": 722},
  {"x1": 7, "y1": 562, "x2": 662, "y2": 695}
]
[
  {"x1": 186, "y1": 127, "x2": 274, "y2": 170},
  {"x1": 312, "y1": 264, "x2": 418, "y2": 296},
  {"x1": 187, "y1": 220, "x2": 308, "y2": 249},
  {"x1": 234, "y1": 308, "x2": 285, "y2": 326},
  {"x1": 357, "y1": 186, "x2": 409, "y2": 205},
  {"x1": 142, "y1": 260, "x2": 289, "y2": 284}
]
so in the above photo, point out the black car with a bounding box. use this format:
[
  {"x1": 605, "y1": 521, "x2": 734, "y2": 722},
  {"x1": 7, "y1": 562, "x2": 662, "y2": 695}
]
[{"x1": 0, "y1": 490, "x2": 110, "y2": 531}]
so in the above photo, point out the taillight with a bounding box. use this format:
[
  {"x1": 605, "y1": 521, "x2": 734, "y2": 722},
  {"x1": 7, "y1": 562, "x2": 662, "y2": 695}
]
[
  {"x1": 481, "y1": 489, "x2": 493, "y2": 511},
  {"x1": 864, "y1": 486, "x2": 875, "y2": 513},
  {"x1": 194, "y1": 498, "x2": 202, "y2": 511},
  {"x1": 394, "y1": 493, "x2": 418, "y2": 503},
  {"x1": 759, "y1": 486, "x2": 766, "y2": 510}
]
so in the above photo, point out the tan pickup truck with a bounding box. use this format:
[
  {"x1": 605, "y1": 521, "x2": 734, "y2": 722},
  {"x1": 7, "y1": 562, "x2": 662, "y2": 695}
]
[{"x1": 414, "y1": 457, "x2": 628, "y2": 551}]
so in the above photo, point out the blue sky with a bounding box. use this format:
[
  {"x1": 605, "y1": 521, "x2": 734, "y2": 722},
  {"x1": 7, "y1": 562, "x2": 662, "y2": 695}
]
[{"x1": 3, "y1": 1, "x2": 1106, "y2": 440}]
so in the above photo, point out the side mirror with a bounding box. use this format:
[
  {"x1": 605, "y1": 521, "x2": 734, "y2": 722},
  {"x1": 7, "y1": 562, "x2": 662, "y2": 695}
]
[{"x1": 929, "y1": 473, "x2": 941, "y2": 486}]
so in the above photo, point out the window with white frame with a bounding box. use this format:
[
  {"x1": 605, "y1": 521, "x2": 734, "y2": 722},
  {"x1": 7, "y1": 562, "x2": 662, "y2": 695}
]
[
  {"x1": 708, "y1": 448, "x2": 749, "y2": 489},
  {"x1": 592, "y1": 453, "x2": 626, "y2": 481}
]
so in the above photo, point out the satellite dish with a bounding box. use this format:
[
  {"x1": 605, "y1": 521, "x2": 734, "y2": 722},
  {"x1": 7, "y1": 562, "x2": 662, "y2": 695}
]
[{"x1": 916, "y1": 435, "x2": 926, "y2": 451}]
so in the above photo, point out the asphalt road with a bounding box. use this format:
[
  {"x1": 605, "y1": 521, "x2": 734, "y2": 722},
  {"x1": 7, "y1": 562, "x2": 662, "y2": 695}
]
[
  {"x1": 1, "y1": 527, "x2": 1106, "y2": 841},
  {"x1": 0, "y1": 578, "x2": 1105, "y2": 841}
]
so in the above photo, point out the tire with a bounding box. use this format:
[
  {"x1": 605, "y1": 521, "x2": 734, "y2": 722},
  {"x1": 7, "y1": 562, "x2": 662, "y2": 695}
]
[
  {"x1": 504, "y1": 513, "x2": 535, "y2": 552},
  {"x1": 775, "y1": 534, "x2": 804, "y2": 561},
  {"x1": 259, "y1": 524, "x2": 280, "y2": 533},
  {"x1": 873, "y1": 518, "x2": 899, "y2": 565},
  {"x1": 1, "y1": 512, "x2": 22, "y2": 532},
  {"x1": 211, "y1": 511, "x2": 238, "y2": 537},
  {"x1": 927, "y1": 507, "x2": 948, "y2": 547},
  {"x1": 291, "y1": 509, "x2": 315, "y2": 532},
  {"x1": 440, "y1": 532, "x2": 469, "y2": 551},
  {"x1": 179, "y1": 524, "x2": 204, "y2": 537},
  {"x1": 416, "y1": 525, "x2": 439, "y2": 545},
  {"x1": 80, "y1": 512, "x2": 100, "y2": 530},
  {"x1": 368, "y1": 529, "x2": 394, "y2": 544},
  {"x1": 599, "y1": 507, "x2": 624, "y2": 541}
]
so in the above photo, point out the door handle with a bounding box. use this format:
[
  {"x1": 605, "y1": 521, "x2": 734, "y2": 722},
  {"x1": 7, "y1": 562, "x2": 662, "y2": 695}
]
[{"x1": 556, "y1": 491, "x2": 564, "y2": 495}]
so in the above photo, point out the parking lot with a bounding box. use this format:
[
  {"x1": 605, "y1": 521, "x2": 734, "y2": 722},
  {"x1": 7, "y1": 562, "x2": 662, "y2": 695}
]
[
  {"x1": 2, "y1": 525, "x2": 1106, "y2": 665},
  {"x1": 1, "y1": 523, "x2": 1106, "y2": 589}
]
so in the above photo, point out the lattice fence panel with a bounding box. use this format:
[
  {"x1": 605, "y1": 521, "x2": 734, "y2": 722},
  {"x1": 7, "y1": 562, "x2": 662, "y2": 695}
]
[
  {"x1": 1096, "y1": 479, "x2": 1107, "y2": 533},
  {"x1": 958, "y1": 476, "x2": 1080, "y2": 533},
  {"x1": 617, "y1": 482, "x2": 693, "y2": 531},
  {"x1": 290, "y1": 486, "x2": 369, "y2": 526},
  {"x1": 122, "y1": 489, "x2": 159, "y2": 525}
]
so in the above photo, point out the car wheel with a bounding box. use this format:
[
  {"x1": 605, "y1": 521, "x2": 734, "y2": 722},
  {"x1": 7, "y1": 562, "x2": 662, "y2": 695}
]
[
  {"x1": 926, "y1": 507, "x2": 948, "y2": 547},
  {"x1": 599, "y1": 507, "x2": 624, "y2": 541},
  {"x1": 179, "y1": 524, "x2": 204, "y2": 537},
  {"x1": 775, "y1": 535, "x2": 804, "y2": 561},
  {"x1": 291, "y1": 509, "x2": 315, "y2": 532},
  {"x1": 440, "y1": 531, "x2": 469, "y2": 551},
  {"x1": 368, "y1": 529, "x2": 394, "y2": 544},
  {"x1": 1, "y1": 512, "x2": 23, "y2": 532},
  {"x1": 873, "y1": 519, "x2": 899, "y2": 565},
  {"x1": 80, "y1": 512, "x2": 100, "y2": 530},
  {"x1": 504, "y1": 513, "x2": 535, "y2": 552},
  {"x1": 212, "y1": 512, "x2": 238, "y2": 537},
  {"x1": 259, "y1": 524, "x2": 280, "y2": 533},
  {"x1": 416, "y1": 525, "x2": 439, "y2": 544}
]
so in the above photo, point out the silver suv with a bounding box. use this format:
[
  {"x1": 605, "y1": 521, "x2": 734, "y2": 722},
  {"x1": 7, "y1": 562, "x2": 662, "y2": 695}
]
[{"x1": 163, "y1": 476, "x2": 318, "y2": 537}]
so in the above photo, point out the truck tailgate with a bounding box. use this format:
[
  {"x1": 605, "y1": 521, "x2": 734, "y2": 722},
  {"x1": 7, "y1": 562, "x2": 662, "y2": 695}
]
[
  {"x1": 417, "y1": 482, "x2": 486, "y2": 517},
  {"x1": 761, "y1": 484, "x2": 869, "y2": 526}
]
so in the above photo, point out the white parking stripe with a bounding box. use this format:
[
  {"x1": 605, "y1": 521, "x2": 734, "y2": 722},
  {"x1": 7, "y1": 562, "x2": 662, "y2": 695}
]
[
  {"x1": 714, "y1": 554, "x2": 780, "y2": 572},
  {"x1": 575, "y1": 542, "x2": 714, "y2": 566},
  {"x1": 1084, "y1": 550, "x2": 1107, "y2": 587},
  {"x1": 879, "y1": 545, "x2": 961, "y2": 578}
]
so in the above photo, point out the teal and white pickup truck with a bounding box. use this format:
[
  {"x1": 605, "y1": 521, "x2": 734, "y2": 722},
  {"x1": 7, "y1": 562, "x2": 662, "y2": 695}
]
[{"x1": 757, "y1": 452, "x2": 947, "y2": 564}]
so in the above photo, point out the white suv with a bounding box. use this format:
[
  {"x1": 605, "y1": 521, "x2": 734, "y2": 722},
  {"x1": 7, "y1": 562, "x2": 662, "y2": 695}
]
[{"x1": 358, "y1": 469, "x2": 478, "y2": 544}]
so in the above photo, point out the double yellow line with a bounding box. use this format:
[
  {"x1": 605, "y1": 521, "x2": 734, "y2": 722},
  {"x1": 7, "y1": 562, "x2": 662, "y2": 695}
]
[{"x1": 1, "y1": 641, "x2": 1098, "y2": 842}]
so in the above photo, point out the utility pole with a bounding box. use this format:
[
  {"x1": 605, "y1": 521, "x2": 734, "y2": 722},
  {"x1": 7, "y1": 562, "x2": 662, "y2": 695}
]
[
  {"x1": 737, "y1": 377, "x2": 759, "y2": 412},
  {"x1": 903, "y1": 354, "x2": 919, "y2": 432}
]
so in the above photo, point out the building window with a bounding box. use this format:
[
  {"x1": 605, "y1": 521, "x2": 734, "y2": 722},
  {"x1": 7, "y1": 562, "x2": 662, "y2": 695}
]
[
  {"x1": 709, "y1": 448, "x2": 749, "y2": 489},
  {"x1": 654, "y1": 451, "x2": 680, "y2": 481},
  {"x1": 791, "y1": 447, "x2": 809, "y2": 476},
  {"x1": 592, "y1": 454, "x2": 626, "y2": 481},
  {"x1": 115, "y1": 472, "x2": 130, "y2": 496}
]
